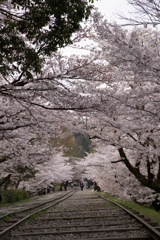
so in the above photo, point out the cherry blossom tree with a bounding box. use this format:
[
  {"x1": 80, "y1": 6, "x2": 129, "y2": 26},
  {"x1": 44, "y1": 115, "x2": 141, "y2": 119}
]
[
  {"x1": 69, "y1": 10, "x2": 160, "y2": 194},
  {"x1": 0, "y1": 124, "x2": 75, "y2": 190},
  {"x1": 0, "y1": 0, "x2": 96, "y2": 158},
  {"x1": 24, "y1": 153, "x2": 74, "y2": 192},
  {"x1": 37, "y1": 9, "x2": 160, "y2": 196},
  {"x1": 1, "y1": 0, "x2": 160, "y2": 199},
  {"x1": 76, "y1": 145, "x2": 153, "y2": 202},
  {"x1": 0, "y1": 0, "x2": 98, "y2": 151}
]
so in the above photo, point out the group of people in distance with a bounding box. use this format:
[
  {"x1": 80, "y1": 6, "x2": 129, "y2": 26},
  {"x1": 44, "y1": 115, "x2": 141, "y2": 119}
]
[
  {"x1": 63, "y1": 180, "x2": 84, "y2": 191},
  {"x1": 62, "y1": 180, "x2": 100, "y2": 192}
]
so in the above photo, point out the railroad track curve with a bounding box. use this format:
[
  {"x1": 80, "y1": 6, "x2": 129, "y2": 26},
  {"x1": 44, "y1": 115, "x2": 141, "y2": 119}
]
[{"x1": 1, "y1": 190, "x2": 160, "y2": 240}]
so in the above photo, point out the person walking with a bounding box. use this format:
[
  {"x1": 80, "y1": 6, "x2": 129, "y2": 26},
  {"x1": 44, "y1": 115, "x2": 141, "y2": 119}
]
[
  {"x1": 63, "y1": 180, "x2": 68, "y2": 191},
  {"x1": 80, "y1": 181, "x2": 84, "y2": 191}
]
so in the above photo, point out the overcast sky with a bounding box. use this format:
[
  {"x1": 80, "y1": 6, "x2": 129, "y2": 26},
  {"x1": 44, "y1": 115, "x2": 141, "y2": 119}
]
[
  {"x1": 64, "y1": 0, "x2": 135, "y2": 55},
  {"x1": 94, "y1": 0, "x2": 135, "y2": 23}
]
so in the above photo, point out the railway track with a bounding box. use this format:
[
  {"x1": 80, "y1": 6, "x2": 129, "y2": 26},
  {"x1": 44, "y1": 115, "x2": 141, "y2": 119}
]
[
  {"x1": 1, "y1": 190, "x2": 160, "y2": 240},
  {"x1": 0, "y1": 191, "x2": 74, "y2": 240}
]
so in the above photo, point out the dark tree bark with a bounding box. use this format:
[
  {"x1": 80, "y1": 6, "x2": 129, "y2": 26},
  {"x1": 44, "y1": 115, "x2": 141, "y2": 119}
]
[
  {"x1": 117, "y1": 147, "x2": 160, "y2": 193},
  {"x1": 0, "y1": 174, "x2": 12, "y2": 189}
]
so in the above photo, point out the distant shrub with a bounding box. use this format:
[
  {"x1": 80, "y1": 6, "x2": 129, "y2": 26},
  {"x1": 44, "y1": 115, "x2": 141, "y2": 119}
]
[
  {"x1": 54, "y1": 183, "x2": 63, "y2": 191},
  {"x1": 1, "y1": 189, "x2": 29, "y2": 204}
]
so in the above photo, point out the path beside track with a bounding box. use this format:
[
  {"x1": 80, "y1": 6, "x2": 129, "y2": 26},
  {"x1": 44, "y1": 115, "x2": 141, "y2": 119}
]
[{"x1": 0, "y1": 191, "x2": 68, "y2": 216}]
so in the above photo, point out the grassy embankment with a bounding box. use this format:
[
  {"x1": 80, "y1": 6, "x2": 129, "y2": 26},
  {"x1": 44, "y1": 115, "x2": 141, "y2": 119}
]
[
  {"x1": 99, "y1": 192, "x2": 160, "y2": 225},
  {"x1": 0, "y1": 185, "x2": 63, "y2": 207}
]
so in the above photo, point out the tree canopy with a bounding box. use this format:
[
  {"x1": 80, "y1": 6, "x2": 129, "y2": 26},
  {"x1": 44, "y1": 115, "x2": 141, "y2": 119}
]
[
  {"x1": 0, "y1": 0, "x2": 95, "y2": 80},
  {"x1": 1, "y1": 0, "x2": 160, "y2": 204}
]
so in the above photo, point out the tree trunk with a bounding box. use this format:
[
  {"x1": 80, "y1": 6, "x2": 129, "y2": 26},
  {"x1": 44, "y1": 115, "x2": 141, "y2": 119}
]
[
  {"x1": 118, "y1": 147, "x2": 160, "y2": 193},
  {"x1": 0, "y1": 174, "x2": 12, "y2": 190},
  {"x1": 15, "y1": 179, "x2": 21, "y2": 189}
]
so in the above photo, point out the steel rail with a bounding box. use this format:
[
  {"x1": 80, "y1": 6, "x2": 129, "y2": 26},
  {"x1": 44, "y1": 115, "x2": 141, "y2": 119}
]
[
  {"x1": 2, "y1": 190, "x2": 159, "y2": 240},
  {"x1": 10, "y1": 191, "x2": 157, "y2": 240},
  {"x1": 97, "y1": 193, "x2": 160, "y2": 240},
  {"x1": 0, "y1": 190, "x2": 75, "y2": 240},
  {"x1": 0, "y1": 190, "x2": 73, "y2": 220}
]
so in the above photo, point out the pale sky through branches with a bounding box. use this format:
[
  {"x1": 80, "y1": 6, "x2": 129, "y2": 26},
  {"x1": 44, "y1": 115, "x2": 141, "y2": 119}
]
[
  {"x1": 62, "y1": 0, "x2": 136, "y2": 56},
  {"x1": 64, "y1": 0, "x2": 135, "y2": 55},
  {"x1": 94, "y1": 0, "x2": 135, "y2": 23}
]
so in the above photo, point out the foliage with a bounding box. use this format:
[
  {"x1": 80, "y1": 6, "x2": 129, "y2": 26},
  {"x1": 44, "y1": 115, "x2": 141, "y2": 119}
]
[
  {"x1": 1, "y1": 189, "x2": 29, "y2": 204},
  {"x1": 0, "y1": 0, "x2": 95, "y2": 80},
  {"x1": 13, "y1": 164, "x2": 37, "y2": 188},
  {"x1": 51, "y1": 131, "x2": 93, "y2": 158},
  {"x1": 74, "y1": 132, "x2": 92, "y2": 154},
  {"x1": 0, "y1": 0, "x2": 160, "y2": 201},
  {"x1": 0, "y1": 155, "x2": 8, "y2": 163}
]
